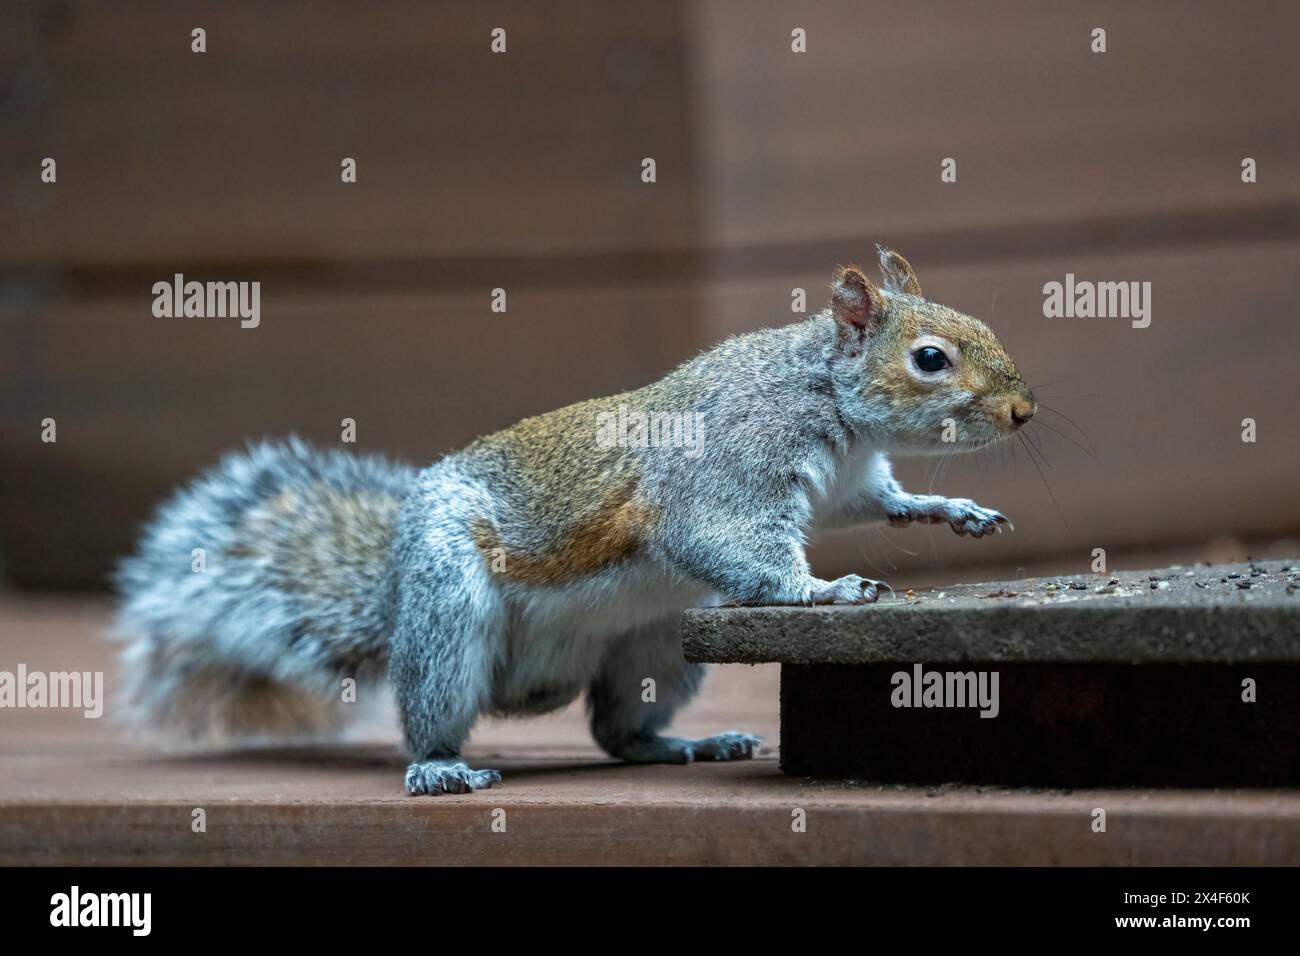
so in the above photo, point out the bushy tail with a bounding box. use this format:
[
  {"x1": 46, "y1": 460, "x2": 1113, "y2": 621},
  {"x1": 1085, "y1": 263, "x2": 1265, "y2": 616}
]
[{"x1": 113, "y1": 437, "x2": 417, "y2": 740}]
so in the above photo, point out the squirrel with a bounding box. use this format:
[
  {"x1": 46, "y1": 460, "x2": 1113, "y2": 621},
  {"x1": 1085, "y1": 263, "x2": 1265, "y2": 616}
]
[{"x1": 114, "y1": 246, "x2": 1035, "y2": 795}]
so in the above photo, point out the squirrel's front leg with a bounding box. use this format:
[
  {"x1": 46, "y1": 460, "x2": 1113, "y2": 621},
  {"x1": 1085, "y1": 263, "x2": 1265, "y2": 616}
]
[
  {"x1": 664, "y1": 509, "x2": 888, "y2": 606},
  {"x1": 878, "y1": 489, "x2": 1008, "y2": 541},
  {"x1": 839, "y1": 452, "x2": 1010, "y2": 538},
  {"x1": 883, "y1": 491, "x2": 1010, "y2": 537}
]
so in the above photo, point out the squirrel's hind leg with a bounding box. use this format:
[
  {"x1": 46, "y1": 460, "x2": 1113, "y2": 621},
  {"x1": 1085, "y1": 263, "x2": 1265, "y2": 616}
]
[
  {"x1": 390, "y1": 485, "x2": 504, "y2": 796},
  {"x1": 588, "y1": 624, "x2": 761, "y2": 764}
]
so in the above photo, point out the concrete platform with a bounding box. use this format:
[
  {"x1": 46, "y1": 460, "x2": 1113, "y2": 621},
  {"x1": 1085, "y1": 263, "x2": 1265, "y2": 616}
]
[
  {"x1": 684, "y1": 562, "x2": 1300, "y2": 787},
  {"x1": 682, "y1": 561, "x2": 1300, "y2": 665},
  {"x1": 2, "y1": 590, "x2": 1299, "y2": 864}
]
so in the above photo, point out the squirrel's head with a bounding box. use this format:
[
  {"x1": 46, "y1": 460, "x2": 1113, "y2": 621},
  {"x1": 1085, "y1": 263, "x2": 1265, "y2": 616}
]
[{"x1": 828, "y1": 247, "x2": 1035, "y2": 452}]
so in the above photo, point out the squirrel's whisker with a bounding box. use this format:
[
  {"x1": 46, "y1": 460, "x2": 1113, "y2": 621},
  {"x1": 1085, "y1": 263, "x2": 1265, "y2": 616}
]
[
  {"x1": 1022, "y1": 424, "x2": 1048, "y2": 464},
  {"x1": 1029, "y1": 418, "x2": 1098, "y2": 461},
  {"x1": 1036, "y1": 403, "x2": 1097, "y2": 456},
  {"x1": 1018, "y1": 431, "x2": 1070, "y2": 530}
]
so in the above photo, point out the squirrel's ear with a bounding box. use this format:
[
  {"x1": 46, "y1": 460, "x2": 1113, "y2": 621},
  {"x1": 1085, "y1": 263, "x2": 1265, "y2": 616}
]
[
  {"x1": 876, "y1": 245, "x2": 922, "y2": 296},
  {"x1": 830, "y1": 265, "x2": 885, "y2": 339}
]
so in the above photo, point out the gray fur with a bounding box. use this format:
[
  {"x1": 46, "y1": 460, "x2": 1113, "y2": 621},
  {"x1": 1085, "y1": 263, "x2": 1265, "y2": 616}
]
[
  {"x1": 115, "y1": 255, "x2": 1031, "y2": 794},
  {"x1": 114, "y1": 436, "x2": 413, "y2": 737}
]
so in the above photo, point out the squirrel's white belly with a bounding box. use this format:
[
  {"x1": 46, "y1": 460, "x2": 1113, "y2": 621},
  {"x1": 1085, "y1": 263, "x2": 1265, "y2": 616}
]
[
  {"x1": 489, "y1": 559, "x2": 716, "y2": 714},
  {"x1": 811, "y1": 444, "x2": 888, "y2": 532}
]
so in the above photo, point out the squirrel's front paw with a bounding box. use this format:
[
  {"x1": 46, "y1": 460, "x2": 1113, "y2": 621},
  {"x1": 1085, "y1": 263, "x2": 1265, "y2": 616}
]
[
  {"x1": 941, "y1": 498, "x2": 1010, "y2": 538},
  {"x1": 811, "y1": 574, "x2": 891, "y2": 605},
  {"x1": 405, "y1": 760, "x2": 502, "y2": 796},
  {"x1": 889, "y1": 496, "x2": 1009, "y2": 538}
]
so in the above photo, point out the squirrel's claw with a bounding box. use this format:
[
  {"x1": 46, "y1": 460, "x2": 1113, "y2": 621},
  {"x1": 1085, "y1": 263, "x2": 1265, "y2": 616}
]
[
  {"x1": 939, "y1": 500, "x2": 1011, "y2": 539},
  {"x1": 405, "y1": 760, "x2": 502, "y2": 796},
  {"x1": 811, "y1": 574, "x2": 890, "y2": 605}
]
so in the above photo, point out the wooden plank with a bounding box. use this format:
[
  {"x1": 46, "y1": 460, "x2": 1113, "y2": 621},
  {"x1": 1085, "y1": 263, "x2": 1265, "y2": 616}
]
[
  {"x1": 689, "y1": 0, "x2": 1300, "y2": 250},
  {"x1": 7, "y1": 793, "x2": 1300, "y2": 866},
  {"x1": 0, "y1": 1, "x2": 696, "y2": 266}
]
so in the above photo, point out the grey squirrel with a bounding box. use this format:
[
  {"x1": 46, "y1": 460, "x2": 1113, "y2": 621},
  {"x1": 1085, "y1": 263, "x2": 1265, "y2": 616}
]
[{"x1": 114, "y1": 247, "x2": 1036, "y2": 795}]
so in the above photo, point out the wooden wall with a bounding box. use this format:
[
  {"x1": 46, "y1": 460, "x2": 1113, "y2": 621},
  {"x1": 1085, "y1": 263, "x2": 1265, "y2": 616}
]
[
  {"x1": 2, "y1": 0, "x2": 1297, "y2": 588},
  {"x1": 0, "y1": 1, "x2": 704, "y2": 587}
]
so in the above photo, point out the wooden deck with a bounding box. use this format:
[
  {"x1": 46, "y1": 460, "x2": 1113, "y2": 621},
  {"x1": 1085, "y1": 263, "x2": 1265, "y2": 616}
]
[{"x1": 2, "y1": 595, "x2": 1298, "y2": 865}]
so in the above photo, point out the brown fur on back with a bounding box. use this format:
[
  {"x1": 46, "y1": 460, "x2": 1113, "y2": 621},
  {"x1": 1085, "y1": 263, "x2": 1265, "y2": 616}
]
[{"x1": 463, "y1": 391, "x2": 660, "y2": 585}]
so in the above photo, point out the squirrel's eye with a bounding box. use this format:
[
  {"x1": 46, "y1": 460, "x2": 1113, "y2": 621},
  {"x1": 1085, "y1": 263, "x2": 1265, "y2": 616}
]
[{"x1": 913, "y1": 346, "x2": 951, "y2": 373}]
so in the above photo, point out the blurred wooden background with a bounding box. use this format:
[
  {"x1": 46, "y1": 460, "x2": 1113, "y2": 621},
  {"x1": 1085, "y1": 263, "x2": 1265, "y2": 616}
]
[{"x1": 1, "y1": 0, "x2": 1298, "y2": 589}]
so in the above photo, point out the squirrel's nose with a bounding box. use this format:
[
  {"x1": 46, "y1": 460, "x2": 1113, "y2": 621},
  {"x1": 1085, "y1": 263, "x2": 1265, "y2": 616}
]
[{"x1": 1009, "y1": 400, "x2": 1036, "y2": 428}]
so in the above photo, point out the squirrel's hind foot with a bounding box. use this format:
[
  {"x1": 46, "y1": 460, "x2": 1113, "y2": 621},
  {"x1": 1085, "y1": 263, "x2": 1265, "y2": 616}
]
[
  {"x1": 688, "y1": 731, "x2": 762, "y2": 762},
  {"x1": 610, "y1": 731, "x2": 762, "y2": 764},
  {"x1": 405, "y1": 760, "x2": 502, "y2": 796}
]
